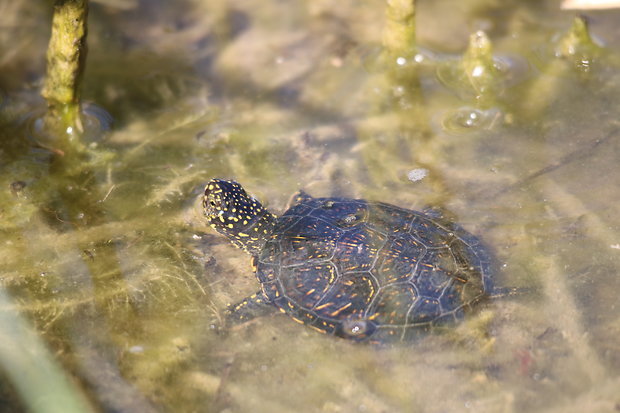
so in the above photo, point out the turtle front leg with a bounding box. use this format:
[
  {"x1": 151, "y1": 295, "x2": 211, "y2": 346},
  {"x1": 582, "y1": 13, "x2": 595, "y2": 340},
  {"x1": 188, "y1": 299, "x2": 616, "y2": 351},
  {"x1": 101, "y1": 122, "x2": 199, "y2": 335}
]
[{"x1": 226, "y1": 291, "x2": 277, "y2": 324}]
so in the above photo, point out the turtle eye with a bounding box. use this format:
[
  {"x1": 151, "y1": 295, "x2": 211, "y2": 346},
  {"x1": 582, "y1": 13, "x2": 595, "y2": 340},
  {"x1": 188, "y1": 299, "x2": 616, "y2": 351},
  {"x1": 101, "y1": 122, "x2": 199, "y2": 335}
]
[
  {"x1": 205, "y1": 197, "x2": 221, "y2": 210},
  {"x1": 208, "y1": 197, "x2": 229, "y2": 211}
]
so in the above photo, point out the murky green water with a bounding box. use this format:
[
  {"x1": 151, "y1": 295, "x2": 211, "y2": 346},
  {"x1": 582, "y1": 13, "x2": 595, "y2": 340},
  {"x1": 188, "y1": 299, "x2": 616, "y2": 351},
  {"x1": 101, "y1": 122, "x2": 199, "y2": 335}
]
[{"x1": 1, "y1": 0, "x2": 620, "y2": 412}]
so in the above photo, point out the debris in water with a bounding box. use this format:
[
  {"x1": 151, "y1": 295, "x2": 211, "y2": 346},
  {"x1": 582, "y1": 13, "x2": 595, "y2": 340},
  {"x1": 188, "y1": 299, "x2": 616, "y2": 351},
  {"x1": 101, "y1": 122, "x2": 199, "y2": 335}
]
[{"x1": 407, "y1": 168, "x2": 428, "y2": 182}]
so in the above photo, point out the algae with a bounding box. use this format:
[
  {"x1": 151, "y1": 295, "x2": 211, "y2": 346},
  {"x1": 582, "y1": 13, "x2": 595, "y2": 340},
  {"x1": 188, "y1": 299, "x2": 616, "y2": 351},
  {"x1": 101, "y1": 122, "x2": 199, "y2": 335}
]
[{"x1": 1, "y1": 1, "x2": 620, "y2": 412}]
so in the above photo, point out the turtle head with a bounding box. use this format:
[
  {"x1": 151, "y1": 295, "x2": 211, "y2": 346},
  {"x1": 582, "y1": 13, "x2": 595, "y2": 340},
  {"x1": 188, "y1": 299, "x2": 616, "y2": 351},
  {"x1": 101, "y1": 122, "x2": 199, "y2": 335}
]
[{"x1": 203, "y1": 179, "x2": 276, "y2": 254}]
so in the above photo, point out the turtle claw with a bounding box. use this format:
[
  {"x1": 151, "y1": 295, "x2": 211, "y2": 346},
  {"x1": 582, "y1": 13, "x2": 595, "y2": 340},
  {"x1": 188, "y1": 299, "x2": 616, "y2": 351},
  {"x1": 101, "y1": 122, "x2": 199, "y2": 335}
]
[{"x1": 225, "y1": 291, "x2": 276, "y2": 325}]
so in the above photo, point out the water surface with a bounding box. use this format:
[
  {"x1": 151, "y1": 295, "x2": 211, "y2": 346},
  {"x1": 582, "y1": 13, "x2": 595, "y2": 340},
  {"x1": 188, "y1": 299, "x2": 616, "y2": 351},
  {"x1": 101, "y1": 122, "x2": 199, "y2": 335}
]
[{"x1": 1, "y1": 0, "x2": 620, "y2": 412}]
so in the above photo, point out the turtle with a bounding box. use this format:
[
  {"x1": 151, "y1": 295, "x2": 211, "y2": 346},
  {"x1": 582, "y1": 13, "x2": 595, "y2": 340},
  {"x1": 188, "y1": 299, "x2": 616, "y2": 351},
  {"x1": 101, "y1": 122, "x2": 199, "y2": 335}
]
[{"x1": 202, "y1": 179, "x2": 494, "y2": 342}]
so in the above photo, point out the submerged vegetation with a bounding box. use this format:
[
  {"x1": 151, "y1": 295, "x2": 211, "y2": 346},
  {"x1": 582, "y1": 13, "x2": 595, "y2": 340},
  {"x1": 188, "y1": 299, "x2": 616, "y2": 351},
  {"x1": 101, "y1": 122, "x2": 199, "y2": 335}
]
[{"x1": 1, "y1": 0, "x2": 620, "y2": 412}]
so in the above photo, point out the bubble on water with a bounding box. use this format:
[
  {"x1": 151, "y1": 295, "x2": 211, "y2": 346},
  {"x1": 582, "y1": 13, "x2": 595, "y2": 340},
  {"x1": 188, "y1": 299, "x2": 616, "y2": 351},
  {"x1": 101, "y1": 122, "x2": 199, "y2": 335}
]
[
  {"x1": 22, "y1": 102, "x2": 113, "y2": 149},
  {"x1": 436, "y1": 53, "x2": 530, "y2": 100},
  {"x1": 441, "y1": 106, "x2": 502, "y2": 135},
  {"x1": 81, "y1": 102, "x2": 114, "y2": 135}
]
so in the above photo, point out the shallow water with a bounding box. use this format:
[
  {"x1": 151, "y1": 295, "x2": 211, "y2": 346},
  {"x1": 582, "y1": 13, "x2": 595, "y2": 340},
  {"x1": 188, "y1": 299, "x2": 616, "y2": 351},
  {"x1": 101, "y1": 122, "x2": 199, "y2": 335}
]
[{"x1": 1, "y1": 0, "x2": 620, "y2": 412}]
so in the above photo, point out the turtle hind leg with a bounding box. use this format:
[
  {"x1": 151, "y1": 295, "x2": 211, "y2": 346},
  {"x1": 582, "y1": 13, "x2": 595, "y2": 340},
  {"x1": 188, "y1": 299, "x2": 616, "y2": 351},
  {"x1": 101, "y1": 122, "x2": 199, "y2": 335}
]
[{"x1": 226, "y1": 291, "x2": 277, "y2": 325}]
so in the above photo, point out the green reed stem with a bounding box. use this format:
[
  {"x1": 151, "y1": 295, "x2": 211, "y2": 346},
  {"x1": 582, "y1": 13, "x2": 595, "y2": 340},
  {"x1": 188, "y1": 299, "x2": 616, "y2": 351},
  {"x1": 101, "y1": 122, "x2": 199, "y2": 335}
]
[{"x1": 41, "y1": 0, "x2": 89, "y2": 135}]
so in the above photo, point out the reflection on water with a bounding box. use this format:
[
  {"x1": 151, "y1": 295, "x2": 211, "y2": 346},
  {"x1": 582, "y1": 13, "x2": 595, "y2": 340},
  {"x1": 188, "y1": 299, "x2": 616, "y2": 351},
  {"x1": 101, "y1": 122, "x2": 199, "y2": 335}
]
[{"x1": 1, "y1": 0, "x2": 620, "y2": 412}]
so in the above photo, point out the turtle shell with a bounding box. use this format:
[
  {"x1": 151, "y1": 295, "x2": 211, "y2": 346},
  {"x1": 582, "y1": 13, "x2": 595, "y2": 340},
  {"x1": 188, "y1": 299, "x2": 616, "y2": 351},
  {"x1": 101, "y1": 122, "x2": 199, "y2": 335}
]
[{"x1": 255, "y1": 195, "x2": 493, "y2": 342}]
